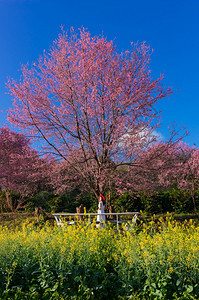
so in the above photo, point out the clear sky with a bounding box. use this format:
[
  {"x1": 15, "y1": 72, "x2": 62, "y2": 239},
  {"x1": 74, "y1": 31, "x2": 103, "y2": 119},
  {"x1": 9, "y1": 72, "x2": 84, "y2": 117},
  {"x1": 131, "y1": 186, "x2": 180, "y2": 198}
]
[{"x1": 0, "y1": 0, "x2": 199, "y2": 146}]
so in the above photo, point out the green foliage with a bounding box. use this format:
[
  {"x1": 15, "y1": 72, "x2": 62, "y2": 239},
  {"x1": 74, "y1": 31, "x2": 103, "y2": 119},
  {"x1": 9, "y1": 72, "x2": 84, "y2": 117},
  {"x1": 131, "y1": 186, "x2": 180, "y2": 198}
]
[
  {"x1": 1, "y1": 184, "x2": 199, "y2": 216},
  {"x1": 113, "y1": 192, "x2": 142, "y2": 212},
  {"x1": 112, "y1": 189, "x2": 198, "y2": 215},
  {"x1": 26, "y1": 191, "x2": 63, "y2": 213},
  {"x1": 0, "y1": 220, "x2": 199, "y2": 299},
  {"x1": 26, "y1": 190, "x2": 97, "y2": 213}
]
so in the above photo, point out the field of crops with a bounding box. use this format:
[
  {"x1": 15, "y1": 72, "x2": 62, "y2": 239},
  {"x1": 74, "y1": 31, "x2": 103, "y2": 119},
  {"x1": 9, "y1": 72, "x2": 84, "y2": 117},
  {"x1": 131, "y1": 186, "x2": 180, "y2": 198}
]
[{"x1": 0, "y1": 217, "x2": 199, "y2": 299}]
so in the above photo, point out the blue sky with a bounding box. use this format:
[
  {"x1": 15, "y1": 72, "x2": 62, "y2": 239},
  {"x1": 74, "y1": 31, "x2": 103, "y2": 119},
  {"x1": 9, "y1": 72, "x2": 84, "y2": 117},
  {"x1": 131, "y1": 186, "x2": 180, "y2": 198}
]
[{"x1": 0, "y1": 0, "x2": 199, "y2": 146}]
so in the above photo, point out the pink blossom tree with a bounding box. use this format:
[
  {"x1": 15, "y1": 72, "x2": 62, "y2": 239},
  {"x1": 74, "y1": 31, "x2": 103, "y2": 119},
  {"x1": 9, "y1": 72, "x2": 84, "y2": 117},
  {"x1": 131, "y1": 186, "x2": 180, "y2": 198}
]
[
  {"x1": 8, "y1": 28, "x2": 172, "y2": 199},
  {"x1": 157, "y1": 143, "x2": 199, "y2": 211},
  {"x1": 180, "y1": 148, "x2": 199, "y2": 211},
  {"x1": 112, "y1": 139, "x2": 179, "y2": 194},
  {"x1": 0, "y1": 127, "x2": 48, "y2": 212},
  {"x1": 129, "y1": 141, "x2": 198, "y2": 211}
]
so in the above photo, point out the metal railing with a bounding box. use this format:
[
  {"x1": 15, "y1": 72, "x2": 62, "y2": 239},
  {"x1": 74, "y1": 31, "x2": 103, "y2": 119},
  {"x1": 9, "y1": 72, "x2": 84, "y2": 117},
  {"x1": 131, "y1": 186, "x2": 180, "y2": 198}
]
[{"x1": 53, "y1": 212, "x2": 139, "y2": 230}]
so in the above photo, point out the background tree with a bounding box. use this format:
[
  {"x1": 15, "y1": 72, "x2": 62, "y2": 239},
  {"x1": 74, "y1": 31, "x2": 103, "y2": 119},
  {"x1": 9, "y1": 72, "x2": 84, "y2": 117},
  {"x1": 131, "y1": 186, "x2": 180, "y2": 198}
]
[
  {"x1": 179, "y1": 147, "x2": 199, "y2": 211},
  {"x1": 8, "y1": 28, "x2": 172, "y2": 200},
  {"x1": 132, "y1": 141, "x2": 199, "y2": 212},
  {"x1": 0, "y1": 127, "x2": 48, "y2": 212},
  {"x1": 157, "y1": 143, "x2": 199, "y2": 211}
]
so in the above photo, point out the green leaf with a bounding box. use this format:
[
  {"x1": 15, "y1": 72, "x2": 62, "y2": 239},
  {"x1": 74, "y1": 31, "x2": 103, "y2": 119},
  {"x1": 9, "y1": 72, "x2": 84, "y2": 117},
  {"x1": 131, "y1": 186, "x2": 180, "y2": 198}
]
[
  {"x1": 51, "y1": 282, "x2": 59, "y2": 292},
  {"x1": 176, "y1": 279, "x2": 181, "y2": 286},
  {"x1": 151, "y1": 283, "x2": 156, "y2": 289},
  {"x1": 186, "y1": 285, "x2": 193, "y2": 293},
  {"x1": 162, "y1": 281, "x2": 167, "y2": 287}
]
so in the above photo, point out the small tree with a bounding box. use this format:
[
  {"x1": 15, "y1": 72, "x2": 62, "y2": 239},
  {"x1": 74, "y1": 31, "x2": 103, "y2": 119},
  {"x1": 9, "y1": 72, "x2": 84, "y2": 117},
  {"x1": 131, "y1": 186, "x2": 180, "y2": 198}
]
[
  {"x1": 181, "y1": 148, "x2": 199, "y2": 211},
  {"x1": 164, "y1": 144, "x2": 199, "y2": 212},
  {"x1": 138, "y1": 141, "x2": 199, "y2": 212},
  {"x1": 0, "y1": 127, "x2": 48, "y2": 211}
]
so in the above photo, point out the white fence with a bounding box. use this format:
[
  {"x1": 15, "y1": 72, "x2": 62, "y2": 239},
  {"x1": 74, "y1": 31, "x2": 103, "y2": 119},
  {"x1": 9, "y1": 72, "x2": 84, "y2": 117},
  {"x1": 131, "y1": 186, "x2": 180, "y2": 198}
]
[{"x1": 53, "y1": 212, "x2": 139, "y2": 230}]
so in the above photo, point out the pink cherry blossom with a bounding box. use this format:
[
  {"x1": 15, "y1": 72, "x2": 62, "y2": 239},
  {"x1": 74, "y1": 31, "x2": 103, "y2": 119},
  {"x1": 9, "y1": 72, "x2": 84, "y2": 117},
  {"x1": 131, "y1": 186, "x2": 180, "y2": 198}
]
[{"x1": 7, "y1": 28, "x2": 172, "y2": 199}]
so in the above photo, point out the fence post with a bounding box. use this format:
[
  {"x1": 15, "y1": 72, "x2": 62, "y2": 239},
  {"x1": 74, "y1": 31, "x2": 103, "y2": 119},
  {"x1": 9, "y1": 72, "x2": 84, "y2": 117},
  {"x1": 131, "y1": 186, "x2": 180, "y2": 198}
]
[
  {"x1": 116, "y1": 214, "x2": 119, "y2": 231},
  {"x1": 74, "y1": 215, "x2": 76, "y2": 227}
]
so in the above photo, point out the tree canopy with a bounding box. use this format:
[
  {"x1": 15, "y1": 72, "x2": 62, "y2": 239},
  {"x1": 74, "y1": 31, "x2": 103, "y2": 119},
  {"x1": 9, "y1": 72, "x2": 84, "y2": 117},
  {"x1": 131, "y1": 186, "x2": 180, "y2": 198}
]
[
  {"x1": 8, "y1": 28, "x2": 172, "y2": 198},
  {"x1": 0, "y1": 127, "x2": 48, "y2": 211}
]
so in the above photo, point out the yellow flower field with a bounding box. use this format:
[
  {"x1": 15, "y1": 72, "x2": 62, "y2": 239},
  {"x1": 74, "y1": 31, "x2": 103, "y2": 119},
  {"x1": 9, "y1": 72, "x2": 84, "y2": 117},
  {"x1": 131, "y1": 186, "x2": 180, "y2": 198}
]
[{"x1": 0, "y1": 217, "x2": 199, "y2": 299}]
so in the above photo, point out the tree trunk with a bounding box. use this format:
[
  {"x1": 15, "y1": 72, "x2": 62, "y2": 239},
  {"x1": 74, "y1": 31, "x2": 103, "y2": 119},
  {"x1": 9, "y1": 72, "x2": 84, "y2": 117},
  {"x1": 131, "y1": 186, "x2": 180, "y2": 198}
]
[
  {"x1": 5, "y1": 190, "x2": 14, "y2": 212},
  {"x1": 191, "y1": 180, "x2": 197, "y2": 212}
]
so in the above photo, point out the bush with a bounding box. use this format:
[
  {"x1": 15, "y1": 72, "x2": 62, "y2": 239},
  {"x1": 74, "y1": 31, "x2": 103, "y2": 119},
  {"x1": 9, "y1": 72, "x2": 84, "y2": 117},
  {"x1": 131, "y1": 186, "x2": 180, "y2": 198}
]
[
  {"x1": 26, "y1": 190, "x2": 97, "y2": 213},
  {"x1": 113, "y1": 189, "x2": 198, "y2": 215}
]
